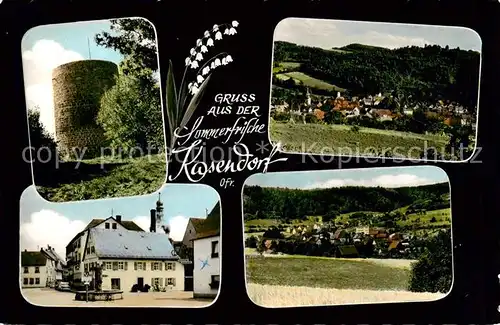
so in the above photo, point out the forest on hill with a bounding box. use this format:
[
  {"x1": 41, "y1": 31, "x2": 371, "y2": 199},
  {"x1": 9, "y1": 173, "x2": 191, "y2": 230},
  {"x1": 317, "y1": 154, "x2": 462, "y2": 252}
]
[
  {"x1": 243, "y1": 182, "x2": 449, "y2": 221},
  {"x1": 272, "y1": 41, "x2": 480, "y2": 110}
]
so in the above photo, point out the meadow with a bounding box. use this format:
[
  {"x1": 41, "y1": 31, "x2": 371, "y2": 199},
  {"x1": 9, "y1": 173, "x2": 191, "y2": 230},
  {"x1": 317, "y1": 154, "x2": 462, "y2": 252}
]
[
  {"x1": 270, "y1": 122, "x2": 450, "y2": 158},
  {"x1": 245, "y1": 255, "x2": 446, "y2": 306},
  {"x1": 36, "y1": 154, "x2": 166, "y2": 202},
  {"x1": 275, "y1": 71, "x2": 345, "y2": 92}
]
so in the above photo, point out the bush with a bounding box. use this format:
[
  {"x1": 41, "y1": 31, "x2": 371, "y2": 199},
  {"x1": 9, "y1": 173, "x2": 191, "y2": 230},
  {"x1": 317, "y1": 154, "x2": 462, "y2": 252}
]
[
  {"x1": 304, "y1": 113, "x2": 319, "y2": 124},
  {"x1": 141, "y1": 284, "x2": 151, "y2": 292},
  {"x1": 408, "y1": 229, "x2": 452, "y2": 293},
  {"x1": 245, "y1": 235, "x2": 258, "y2": 248},
  {"x1": 263, "y1": 226, "x2": 284, "y2": 239},
  {"x1": 351, "y1": 125, "x2": 360, "y2": 132},
  {"x1": 131, "y1": 284, "x2": 139, "y2": 292},
  {"x1": 98, "y1": 74, "x2": 164, "y2": 153}
]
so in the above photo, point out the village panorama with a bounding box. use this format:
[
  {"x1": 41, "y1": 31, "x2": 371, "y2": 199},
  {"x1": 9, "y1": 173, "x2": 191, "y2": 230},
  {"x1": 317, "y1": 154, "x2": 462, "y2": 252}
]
[
  {"x1": 269, "y1": 40, "x2": 480, "y2": 161},
  {"x1": 244, "y1": 167, "x2": 453, "y2": 307}
]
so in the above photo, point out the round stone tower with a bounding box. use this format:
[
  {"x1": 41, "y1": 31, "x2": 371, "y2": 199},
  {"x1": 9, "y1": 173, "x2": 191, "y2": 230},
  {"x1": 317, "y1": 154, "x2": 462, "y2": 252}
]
[{"x1": 52, "y1": 59, "x2": 118, "y2": 158}]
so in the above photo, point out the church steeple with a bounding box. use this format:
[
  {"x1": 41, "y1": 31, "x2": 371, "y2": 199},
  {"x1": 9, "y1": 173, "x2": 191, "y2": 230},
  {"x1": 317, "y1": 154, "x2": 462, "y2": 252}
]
[{"x1": 155, "y1": 193, "x2": 164, "y2": 229}]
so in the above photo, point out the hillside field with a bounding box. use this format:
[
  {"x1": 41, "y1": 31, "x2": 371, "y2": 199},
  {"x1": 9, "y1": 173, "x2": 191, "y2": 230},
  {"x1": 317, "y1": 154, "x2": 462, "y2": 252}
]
[
  {"x1": 270, "y1": 122, "x2": 450, "y2": 158},
  {"x1": 275, "y1": 71, "x2": 345, "y2": 92}
]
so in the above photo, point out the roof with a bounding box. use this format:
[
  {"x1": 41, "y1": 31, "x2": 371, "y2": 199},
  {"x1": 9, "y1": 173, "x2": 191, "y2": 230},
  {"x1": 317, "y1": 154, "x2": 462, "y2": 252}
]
[
  {"x1": 193, "y1": 202, "x2": 221, "y2": 240},
  {"x1": 189, "y1": 218, "x2": 206, "y2": 232},
  {"x1": 89, "y1": 228, "x2": 178, "y2": 260},
  {"x1": 21, "y1": 251, "x2": 47, "y2": 267},
  {"x1": 83, "y1": 218, "x2": 144, "y2": 232},
  {"x1": 337, "y1": 245, "x2": 359, "y2": 256},
  {"x1": 67, "y1": 217, "x2": 144, "y2": 248},
  {"x1": 41, "y1": 248, "x2": 65, "y2": 265},
  {"x1": 388, "y1": 240, "x2": 402, "y2": 250}
]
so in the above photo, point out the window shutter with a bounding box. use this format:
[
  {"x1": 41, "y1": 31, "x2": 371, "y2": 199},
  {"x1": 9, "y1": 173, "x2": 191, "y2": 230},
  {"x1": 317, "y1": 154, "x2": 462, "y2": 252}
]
[
  {"x1": 159, "y1": 263, "x2": 163, "y2": 271},
  {"x1": 151, "y1": 278, "x2": 153, "y2": 286},
  {"x1": 151, "y1": 262, "x2": 154, "y2": 270},
  {"x1": 159, "y1": 278, "x2": 163, "y2": 287},
  {"x1": 134, "y1": 262, "x2": 137, "y2": 271},
  {"x1": 172, "y1": 263, "x2": 176, "y2": 271},
  {"x1": 124, "y1": 262, "x2": 128, "y2": 271},
  {"x1": 143, "y1": 262, "x2": 146, "y2": 270},
  {"x1": 173, "y1": 278, "x2": 176, "y2": 286}
]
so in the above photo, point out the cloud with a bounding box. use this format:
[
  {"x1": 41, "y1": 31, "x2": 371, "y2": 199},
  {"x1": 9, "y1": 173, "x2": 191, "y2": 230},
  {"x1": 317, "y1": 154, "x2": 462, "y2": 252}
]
[
  {"x1": 131, "y1": 215, "x2": 189, "y2": 241},
  {"x1": 274, "y1": 18, "x2": 434, "y2": 50},
  {"x1": 22, "y1": 39, "x2": 84, "y2": 136},
  {"x1": 306, "y1": 174, "x2": 437, "y2": 189},
  {"x1": 20, "y1": 209, "x2": 86, "y2": 257}
]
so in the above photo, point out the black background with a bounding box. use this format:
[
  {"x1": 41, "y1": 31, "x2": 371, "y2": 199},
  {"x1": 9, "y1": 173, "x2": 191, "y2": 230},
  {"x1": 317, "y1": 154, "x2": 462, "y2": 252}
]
[{"x1": 0, "y1": 0, "x2": 499, "y2": 323}]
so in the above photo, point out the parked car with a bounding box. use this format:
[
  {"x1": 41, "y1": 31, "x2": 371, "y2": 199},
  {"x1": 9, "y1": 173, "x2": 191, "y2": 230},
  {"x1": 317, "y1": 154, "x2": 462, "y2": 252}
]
[{"x1": 56, "y1": 282, "x2": 71, "y2": 292}]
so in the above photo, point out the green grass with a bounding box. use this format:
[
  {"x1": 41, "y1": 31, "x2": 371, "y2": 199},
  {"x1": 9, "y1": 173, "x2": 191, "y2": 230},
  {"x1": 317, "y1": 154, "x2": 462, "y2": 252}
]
[
  {"x1": 36, "y1": 154, "x2": 166, "y2": 202},
  {"x1": 270, "y1": 122, "x2": 449, "y2": 159},
  {"x1": 272, "y1": 61, "x2": 302, "y2": 73},
  {"x1": 246, "y1": 256, "x2": 411, "y2": 290},
  {"x1": 275, "y1": 71, "x2": 345, "y2": 92}
]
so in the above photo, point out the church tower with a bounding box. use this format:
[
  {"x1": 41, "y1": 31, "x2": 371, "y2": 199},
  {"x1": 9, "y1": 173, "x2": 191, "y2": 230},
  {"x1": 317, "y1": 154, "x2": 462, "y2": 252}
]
[
  {"x1": 155, "y1": 193, "x2": 164, "y2": 232},
  {"x1": 306, "y1": 87, "x2": 312, "y2": 106}
]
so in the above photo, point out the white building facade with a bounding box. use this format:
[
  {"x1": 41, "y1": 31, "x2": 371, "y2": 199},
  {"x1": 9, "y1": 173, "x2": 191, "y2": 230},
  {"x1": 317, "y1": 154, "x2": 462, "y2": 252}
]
[
  {"x1": 65, "y1": 216, "x2": 143, "y2": 284},
  {"x1": 83, "y1": 227, "x2": 184, "y2": 292},
  {"x1": 193, "y1": 235, "x2": 220, "y2": 298},
  {"x1": 21, "y1": 251, "x2": 56, "y2": 288}
]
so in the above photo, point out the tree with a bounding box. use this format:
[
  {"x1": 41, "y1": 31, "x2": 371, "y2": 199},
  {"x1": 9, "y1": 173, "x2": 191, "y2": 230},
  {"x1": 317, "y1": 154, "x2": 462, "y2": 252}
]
[
  {"x1": 95, "y1": 18, "x2": 158, "y2": 80},
  {"x1": 27, "y1": 108, "x2": 58, "y2": 161},
  {"x1": 98, "y1": 74, "x2": 164, "y2": 153},
  {"x1": 408, "y1": 229, "x2": 452, "y2": 293},
  {"x1": 95, "y1": 18, "x2": 163, "y2": 151}
]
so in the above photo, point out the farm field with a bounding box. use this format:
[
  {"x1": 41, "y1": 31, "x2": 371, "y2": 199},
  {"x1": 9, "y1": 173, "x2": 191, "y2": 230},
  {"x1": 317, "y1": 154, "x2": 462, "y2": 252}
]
[
  {"x1": 247, "y1": 283, "x2": 444, "y2": 307},
  {"x1": 36, "y1": 154, "x2": 166, "y2": 202},
  {"x1": 270, "y1": 122, "x2": 449, "y2": 158},
  {"x1": 275, "y1": 71, "x2": 345, "y2": 92},
  {"x1": 245, "y1": 255, "x2": 446, "y2": 306},
  {"x1": 245, "y1": 255, "x2": 411, "y2": 290}
]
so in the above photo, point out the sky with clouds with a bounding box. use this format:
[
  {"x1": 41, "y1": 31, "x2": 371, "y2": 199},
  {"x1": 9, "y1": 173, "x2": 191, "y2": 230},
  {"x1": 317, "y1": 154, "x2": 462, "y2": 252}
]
[
  {"x1": 274, "y1": 18, "x2": 482, "y2": 52},
  {"x1": 21, "y1": 18, "x2": 159, "y2": 139},
  {"x1": 20, "y1": 184, "x2": 219, "y2": 257},
  {"x1": 245, "y1": 166, "x2": 449, "y2": 190}
]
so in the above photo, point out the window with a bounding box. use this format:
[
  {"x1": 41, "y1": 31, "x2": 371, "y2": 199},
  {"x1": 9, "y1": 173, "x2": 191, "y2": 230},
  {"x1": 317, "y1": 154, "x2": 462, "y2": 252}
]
[
  {"x1": 135, "y1": 262, "x2": 143, "y2": 270},
  {"x1": 118, "y1": 262, "x2": 124, "y2": 270},
  {"x1": 105, "y1": 223, "x2": 110, "y2": 229},
  {"x1": 165, "y1": 262, "x2": 176, "y2": 271},
  {"x1": 152, "y1": 262, "x2": 160, "y2": 271},
  {"x1": 35, "y1": 278, "x2": 40, "y2": 285},
  {"x1": 210, "y1": 275, "x2": 220, "y2": 289},
  {"x1": 86, "y1": 247, "x2": 90, "y2": 254},
  {"x1": 23, "y1": 278, "x2": 28, "y2": 285},
  {"x1": 111, "y1": 278, "x2": 120, "y2": 290},
  {"x1": 152, "y1": 277, "x2": 162, "y2": 287},
  {"x1": 23, "y1": 267, "x2": 28, "y2": 274},
  {"x1": 90, "y1": 246, "x2": 95, "y2": 254},
  {"x1": 211, "y1": 240, "x2": 219, "y2": 258},
  {"x1": 166, "y1": 277, "x2": 176, "y2": 286},
  {"x1": 112, "y1": 223, "x2": 117, "y2": 229},
  {"x1": 35, "y1": 267, "x2": 39, "y2": 273},
  {"x1": 105, "y1": 262, "x2": 112, "y2": 270},
  {"x1": 84, "y1": 264, "x2": 88, "y2": 273},
  {"x1": 29, "y1": 278, "x2": 34, "y2": 285}
]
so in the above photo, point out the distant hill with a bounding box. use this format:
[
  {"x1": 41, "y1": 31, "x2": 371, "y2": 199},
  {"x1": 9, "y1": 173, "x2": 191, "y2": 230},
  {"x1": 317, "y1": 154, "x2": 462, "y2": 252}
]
[
  {"x1": 243, "y1": 182, "x2": 450, "y2": 221},
  {"x1": 272, "y1": 40, "x2": 480, "y2": 109}
]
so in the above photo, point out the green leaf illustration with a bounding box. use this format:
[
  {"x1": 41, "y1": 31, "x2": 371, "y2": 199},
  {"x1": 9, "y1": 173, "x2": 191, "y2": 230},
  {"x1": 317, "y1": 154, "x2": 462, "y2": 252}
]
[
  {"x1": 165, "y1": 60, "x2": 178, "y2": 141},
  {"x1": 178, "y1": 74, "x2": 212, "y2": 132}
]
